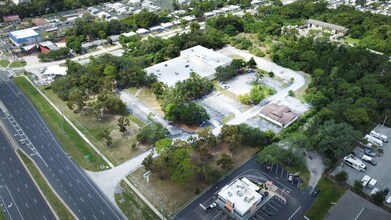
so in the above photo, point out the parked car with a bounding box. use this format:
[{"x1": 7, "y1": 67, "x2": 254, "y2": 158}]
[
  {"x1": 206, "y1": 202, "x2": 217, "y2": 213},
  {"x1": 386, "y1": 195, "x2": 391, "y2": 204},
  {"x1": 364, "y1": 149, "x2": 376, "y2": 157},
  {"x1": 288, "y1": 173, "x2": 293, "y2": 182},
  {"x1": 384, "y1": 188, "x2": 390, "y2": 196},
  {"x1": 312, "y1": 188, "x2": 320, "y2": 197}
]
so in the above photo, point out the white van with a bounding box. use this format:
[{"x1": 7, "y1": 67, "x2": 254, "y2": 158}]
[
  {"x1": 370, "y1": 130, "x2": 388, "y2": 143},
  {"x1": 365, "y1": 134, "x2": 383, "y2": 147},
  {"x1": 361, "y1": 175, "x2": 371, "y2": 187},
  {"x1": 368, "y1": 178, "x2": 378, "y2": 189}
]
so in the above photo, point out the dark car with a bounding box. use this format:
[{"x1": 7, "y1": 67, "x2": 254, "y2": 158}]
[
  {"x1": 384, "y1": 188, "x2": 390, "y2": 196},
  {"x1": 261, "y1": 206, "x2": 274, "y2": 216},
  {"x1": 364, "y1": 149, "x2": 376, "y2": 157},
  {"x1": 312, "y1": 188, "x2": 320, "y2": 197}
]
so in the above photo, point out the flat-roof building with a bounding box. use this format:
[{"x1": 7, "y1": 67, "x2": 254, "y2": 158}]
[
  {"x1": 9, "y1": 28, "x2": 41, "y2": 46},
  {"x1": 259, "y1": 103, "x2": 298, "y2": 127},
  {"x1": 144, "y1": 45, "x2": 232, "y2": 86},
  {"x1": 217, "y1": 178, "x2": 263, "y2": 219},
  {"x1": 135, "y1": 28, "x2": 149, "y2": 35},
  {"x1": 306, "y1": 19, "x2": 348, "y2": 35}
]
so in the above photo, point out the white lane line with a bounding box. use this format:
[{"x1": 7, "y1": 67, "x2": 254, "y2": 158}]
[{"x1": 288, "y1": 207, "x2": 302, "y2": 220}]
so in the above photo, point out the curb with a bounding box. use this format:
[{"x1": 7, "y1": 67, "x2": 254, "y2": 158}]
[{"x1": 16, "y1": 149, "x2": 76, "y2": 220}]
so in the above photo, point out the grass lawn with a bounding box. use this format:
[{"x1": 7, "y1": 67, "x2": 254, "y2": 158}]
[
  {"x1": 128, "y1": 144, "x2": 258, "y2": 217},
  {"x1": 0, "y1": 59, "x2": 10, "y2": 67},
  {"x1": 293, "y1": 72, "x2": 311, "y2": 102},
  {"x1": 343, "y1": 36, "x2": 361, "y2": 45},
  {"x1": 305, "y1": 177, "x2": 346, "y2": 220},
  {"x1": 115, "y1": 181, "x2": 159, "y2": 220},
  {"x1": 17, "y1": 150, "x2": 74, "y2": 219},
  {"x1": 128, "y1": 87, "x2": 164, "y2": 116},
  {"x1": 0, "y1": 209, "x2": 5, "y2": 220},
  {"x1": 42, "y1": 89, "x2": 147, "y2": 166},
  {"x1": 220, "y1": 114, "x2": 235, "y2": 123},
  {"x1": 13, "y1": 77, "x2": 106, "y2": 171},
  {"x1": 9, "y1": 61, "x2": 26, "y2": 68}
]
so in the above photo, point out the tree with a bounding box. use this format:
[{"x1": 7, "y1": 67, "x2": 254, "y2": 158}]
[
  {"x1": 190, "y1": 21, "x2": 200, "y2": 32},
  {"x1": 137, "y1": 123, "x2": 170, "y2": 144},
  {"x1": 155, "y1": 138, "x2": 172, "y2": 154},
  {"x1": 311, "y1": 120, "x2": 361, "y2": 161},
  {"x1": 169, "y1": 148, "x2": 195, "y2": 184},
  {"x1": 353, "y1": 180, "x2": 363, "y2": 193},
  {"x1": 142, "y1": 153, "x2": 153, "y2": 171},
  {"x1": 247, "y1": 57, "x2": 257, "y2": 68},
  {"x1": 335, "y1": 171, "x2": 348, "y2": 183},
  {"x1": 220, "y1": 125, "x2": 241, "y2": 152},
  {"x1": 216, "y1": 153, "x2": 234, "y2": 170},
  {"x1": 372, "y1": 191, "x2": 385, "y2": 205},
  {"x1": 117, "y1": 116, "x2": 130, "y2": 134},
  {"x1": 99, "y1": 128, "x2": 113, "y2": 147}
]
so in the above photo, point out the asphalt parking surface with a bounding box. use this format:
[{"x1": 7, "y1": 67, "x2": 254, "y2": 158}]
[
  {"x1": 175, "y1": 157, "x2": 316, "y2": 220},
  {"x1": 332, "y1": 124, "x2": 391, "y2": 196}
]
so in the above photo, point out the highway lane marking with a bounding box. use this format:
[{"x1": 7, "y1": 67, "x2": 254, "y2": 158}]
[
  {"x1": 288, "y1": 206, "x2": 302, "y2": 220},
  {"x1": 87, "y1": 194, "x2": 91, "y2": 199},
  {"x1": 93, "y1": 214, "x2": 97, "y2": 220},
  {"x1": 34, "y1": 199, "x2": 37, "y2": 204},
  {"x1": 80, "y1": 197, "x2": 84, "y2": 203},
  {"x1": 100, "y1": 210, "x2": 105, "y2": 215},
  {"x1": 5, "y1": 185, "x2": 25, "y2": 220},
  {"x1": 4, "y1": 83, "x2": 123, "y2": 219}
]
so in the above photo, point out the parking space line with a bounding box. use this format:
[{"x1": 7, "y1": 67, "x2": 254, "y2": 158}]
[
  {"x1": 267, "y1": 203, "x2": 278, "y2": 211},
  {"x1": 288, "y1": 207, "x2": 302, "y2": 220},
  {"x1": 270, "y1": 200, "x2": 282, "y2": 208}
]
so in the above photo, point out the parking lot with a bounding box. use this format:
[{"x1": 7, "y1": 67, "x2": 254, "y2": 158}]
[
  {"x1": 332, "y1": 124, "x2": 391, "y2": 198},
  {"x1": 176, "y1": 157, "x2": 316, "y2": 220}
]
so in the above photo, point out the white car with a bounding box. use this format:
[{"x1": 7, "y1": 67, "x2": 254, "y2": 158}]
[
  {"x1": 370, "y1": 188, "x2": 380, "y2": 195},
  {"x1": 386, "y1": 195, "x2": 391, "y2": 204}
]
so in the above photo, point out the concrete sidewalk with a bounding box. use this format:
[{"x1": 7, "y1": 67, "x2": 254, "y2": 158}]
[{"x1": 86, "y1": 149, "x2": 153, "y2": 204}]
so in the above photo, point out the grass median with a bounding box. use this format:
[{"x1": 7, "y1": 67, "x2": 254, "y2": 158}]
[
  {"x1": 13, "y1": 77, "x2": 106, "y2": 171},
  {"x1": 305, "y1": 177, "x2": 346, "y2": 220},
  {"x1": 17, "y1": 150, "x2": 74, "y2": 220},
  {"x1": 115, "y1": 181, "x2": 159, "y2": 220},
  {"x1": 0, "y1": 209, "x2": 5, "y2": 220}
]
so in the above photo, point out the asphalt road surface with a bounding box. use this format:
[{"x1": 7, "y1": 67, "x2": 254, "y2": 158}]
[
  {"x1": 0, "y1": 77, "x2": 125, "y2": 220},
  {"x1": 0, "y1": 125, "x2": 55, "y2": 220}
]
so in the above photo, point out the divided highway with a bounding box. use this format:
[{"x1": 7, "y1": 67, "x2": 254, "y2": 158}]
[
  {"x1": 0, "y1": 78, "x2": 125, "y2": 220},
  {"x1": 0, "y1": 124, "x2": 55, "y2": 220}
]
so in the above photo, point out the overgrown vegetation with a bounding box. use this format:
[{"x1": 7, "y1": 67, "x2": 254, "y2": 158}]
[
  {"x1": 142, "y1": 126, "x2": 274, "y2": 185},
  {"x1": 115, "y1": 181, "x2": 159, "y2": 220},
  {"x1": 38, "y1": 48, "x2": 69, "y2": 62},
  {"x1": 17, "y1": 150, "x2": 74, "y2": 219}
]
